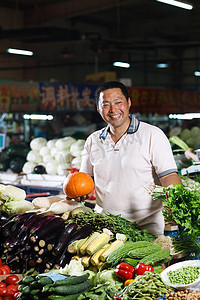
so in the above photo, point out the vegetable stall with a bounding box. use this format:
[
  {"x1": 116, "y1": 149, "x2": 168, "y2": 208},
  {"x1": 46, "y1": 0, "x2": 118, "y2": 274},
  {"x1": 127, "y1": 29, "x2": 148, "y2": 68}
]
[{"x1": 0, "y1": 171, "x2": 200, "y2": 300}]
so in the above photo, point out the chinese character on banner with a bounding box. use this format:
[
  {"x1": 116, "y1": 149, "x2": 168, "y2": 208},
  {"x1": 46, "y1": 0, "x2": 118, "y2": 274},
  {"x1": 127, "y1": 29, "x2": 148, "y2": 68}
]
[
  {"x1": 70, "y1": 86, "x2": 79, "y2": 110},
  {"x1": 79, "y1": 87, "x2": 95, "y2": 109},
  {"x1": 57, "y1": 84, "x2": 70, "y2": 110},
  {"x1": 40, "y1": 85, "x2": 56, "y2": 110}
]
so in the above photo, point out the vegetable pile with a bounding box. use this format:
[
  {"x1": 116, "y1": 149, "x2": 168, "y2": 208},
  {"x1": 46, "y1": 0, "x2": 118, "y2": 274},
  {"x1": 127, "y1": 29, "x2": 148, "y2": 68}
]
[
  {"x1": 0, "y1": 274, "x2": 20, "y2": 299},
  {"x1": 151, "y1": 183, "x2": 200, "y2": 238},
  {"x1": 117, "y1": 271, "x2": 172, "y2": 300}
]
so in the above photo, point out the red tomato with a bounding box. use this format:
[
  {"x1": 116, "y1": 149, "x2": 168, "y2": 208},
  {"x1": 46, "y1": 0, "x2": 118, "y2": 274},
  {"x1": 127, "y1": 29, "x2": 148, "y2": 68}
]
[
  {"x1": 0, "y1": 259, "x2": 2, "y2": 267},
  {"x1": 0, "y1": 268, "x2": 8, "y2": 275},
  {"x1": 3, "y1": 296, "x2": 13, "y2": 300},
  {"x1": 0, "y1": 283, "x2": 6, "y2": 288},
  {"x1": 13, "y1": 292, "x2": 21, "y2": 300},
  {"x1": 6, "y1": 285, "x2": 18, "y2": 296},
  {"x1": 5, "y1": 275, "x2": 19, "y2": 286},
  {"x1": 0, "y1": 297, "x2": 3, "y2": 300},
  {"x1": 0, "y1": 287, "x2": 7, "y2": 296},
  {"x1": 1, "y1": 265, "x2": 11, "y2": 274}
]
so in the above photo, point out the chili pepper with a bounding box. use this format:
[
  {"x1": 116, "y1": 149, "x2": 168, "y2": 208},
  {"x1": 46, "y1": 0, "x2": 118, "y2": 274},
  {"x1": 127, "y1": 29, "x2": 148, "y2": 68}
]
[
  {"x1": 115, "y1": 262, "x2": 135, "y2": 281},
  {"x1": 135, "y1": 262, "x2": 154, "y2": 275},
  {"x1": 124, "y1": 278, "x2": 135, "y2": 286}
]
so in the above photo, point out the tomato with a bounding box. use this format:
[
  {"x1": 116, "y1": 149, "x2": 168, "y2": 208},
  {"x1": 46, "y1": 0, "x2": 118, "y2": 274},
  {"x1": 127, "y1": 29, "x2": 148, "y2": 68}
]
[
  {"x1": 1, "y1": 265, "x2": 11, "y2": 274},
  {"x1": 5, "y1": 275, "x2": 19, "y2": 286},
  {"x1": 13, "y1": 291, "x2": 20, "y2": 299},
  {"x1": 0, "y1": 283, "x2": 6, "y2": 288},
  {"x1": 0, "y1": 259, "x2": 2, "y2": 267},
  {"x1": 0, "y1": 268, "x2": 8, "y2": 275},
  {"x1": 0, "y1": 287, "x2": 7, "y2": 296},
  {"x1": 0, "y1": 297, "x2": 3, "y2": 300},
  {"x1": 3, "y1": 296, "x2": 13, "y2": 300},
  {"x1": 6, "y1": 285, "x2": 18, "y2": 296},
  {"x1": 13, "y1": 292, "x2": 21, "y2": 300}
]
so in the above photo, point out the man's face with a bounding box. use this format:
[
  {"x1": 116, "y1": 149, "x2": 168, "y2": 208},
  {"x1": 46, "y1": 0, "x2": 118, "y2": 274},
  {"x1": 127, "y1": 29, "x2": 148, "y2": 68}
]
[{"x1": 97, "y1": 88, "x2": 131, "y2": 129}]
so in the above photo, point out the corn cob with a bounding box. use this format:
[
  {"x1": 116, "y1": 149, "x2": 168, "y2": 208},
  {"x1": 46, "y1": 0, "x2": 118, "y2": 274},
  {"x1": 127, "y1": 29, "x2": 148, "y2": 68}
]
[
  {"x1": 90, "y1": 243, "x2": 110, "y2": 266},
  {"x1": 106, "y1": 240, "x2": 152, "y2": 265},
  {"x1": 79, "y1": 232, "x2": 101, "y2": 255},
  {"x1": 100, "y1": 233, "x2": 127, "y2": 262},
  {"x1": 128, "y1": 242, "x2": 161, "y2": 259},
  {"x1": 97, "y1": 261, "x2": 104, "y2": 270},
  {"x1": 81, "y1": 255, "x2": 91, "y2": 268},
  {"x1": 67, "y1": 237, "x2": 88, "y2": 254},
  {"x1": 86, "y1": 228, "x2": 113, "y2": 256}
]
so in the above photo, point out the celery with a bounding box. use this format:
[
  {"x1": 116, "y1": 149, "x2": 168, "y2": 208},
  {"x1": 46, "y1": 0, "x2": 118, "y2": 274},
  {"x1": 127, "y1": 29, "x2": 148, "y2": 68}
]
[{"x1": 169, "y1": 136, "x2": 189, "y2": 151}]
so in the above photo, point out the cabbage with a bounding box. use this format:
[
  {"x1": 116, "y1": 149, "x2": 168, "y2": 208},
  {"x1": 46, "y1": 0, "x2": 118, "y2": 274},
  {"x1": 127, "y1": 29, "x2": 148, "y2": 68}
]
[
  {"x1": 55, "y1": 150, "x2": 72, "y2": 163},
  {"x1": 50, "y1": 147, "x2": 58, "y2": 158},
  {"x1": 2, "y1": 199, "x2": 34, "y2": 215},
  {"x1": 59, "y1": 258, "x2": 85, "y2": 276},
  {"x1": 27, "y1": 150, "x2": 43, "y2": 164},
  {"x1": 180, "y1": 129, "x2": 191, "y2": 141},
  {"x1": 55, "y1": 137, "x2": 76, "y2": 150},
  {"x1": 22, "y1": 161, "x2": 37, "y2": 174},
  {"x1": 70, "y1": 139, "x2": 85, "y2": 157},
  {"x1": 43, "y1": 155, "x2": 54, "y2": 164},
  {"x1": 190, "y1": 126, "x2": 200, "y2": 138},
  {"x1": 97, "y1": 269, "x2": 123, "y2": 289},
  {"x1": 45, "y1": 160, "x2": 59, "y2": 175},
  {"x1": 39, "y1": 146, "x2": 50, "y2": 157},
  {"x1": 47, "y1": 139, "x2": 57, "y2": 149},
  {"x1": 185, "y1": 137, "x2": 195, "y2": 147},
  {"x1": 71, "y1": 156, "x2": 82, "y2": 169},
  {"x1": 30, "y1": 137, "x2": 47, "y2": 151}
]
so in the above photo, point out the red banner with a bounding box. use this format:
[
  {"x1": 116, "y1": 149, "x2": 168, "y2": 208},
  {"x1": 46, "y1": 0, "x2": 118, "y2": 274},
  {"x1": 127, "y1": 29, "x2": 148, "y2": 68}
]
[{"x1": 129, "y1": 87, "x2": 200, "y2": 114}]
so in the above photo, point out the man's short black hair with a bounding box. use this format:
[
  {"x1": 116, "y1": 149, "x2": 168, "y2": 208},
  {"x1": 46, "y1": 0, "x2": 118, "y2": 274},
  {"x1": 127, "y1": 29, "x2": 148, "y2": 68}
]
[{"x1": 95, "y1": 81, "x2": 129, "y2": 106}]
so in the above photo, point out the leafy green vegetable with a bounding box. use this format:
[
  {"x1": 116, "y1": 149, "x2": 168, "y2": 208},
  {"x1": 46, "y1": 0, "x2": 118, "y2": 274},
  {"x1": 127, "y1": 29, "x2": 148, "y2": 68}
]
[
  {"x1": 96, "y1": 269, "x2": 123, "y2": 289},
  {"x1": 2, "y1": 199, "x2": 34, "y2": 215},
  {"x1": 152, "y1": 184, "x2": 200, "y2": 238},
  {"x1": 67, "y1": 211, "x2": 155, "y2": 242}
]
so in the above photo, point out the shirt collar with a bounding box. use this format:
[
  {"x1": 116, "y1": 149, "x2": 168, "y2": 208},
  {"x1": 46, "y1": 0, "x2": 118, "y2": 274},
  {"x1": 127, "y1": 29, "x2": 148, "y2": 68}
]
[{"x1": 99, "y1": 114, "x2": 140, "y2": 139}]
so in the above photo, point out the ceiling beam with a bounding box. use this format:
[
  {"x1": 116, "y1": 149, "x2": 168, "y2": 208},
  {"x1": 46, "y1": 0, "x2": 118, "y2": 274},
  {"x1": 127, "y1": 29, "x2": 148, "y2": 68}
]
[{"x1": 25, "y1": 0, "x2": 139, "y2": 25}]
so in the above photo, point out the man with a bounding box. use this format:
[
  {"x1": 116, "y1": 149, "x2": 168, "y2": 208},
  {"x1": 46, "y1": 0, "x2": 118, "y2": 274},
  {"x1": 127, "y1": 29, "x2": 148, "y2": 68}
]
[{"x1": 80, "y1": 81, "x2": 182, "y2": 235}]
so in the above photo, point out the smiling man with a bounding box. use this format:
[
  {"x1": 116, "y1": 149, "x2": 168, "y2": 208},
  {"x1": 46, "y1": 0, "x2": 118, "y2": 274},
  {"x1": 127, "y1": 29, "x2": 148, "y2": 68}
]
[{"x1": 80, "y1": 81, "x2": 182, "y2": 235}]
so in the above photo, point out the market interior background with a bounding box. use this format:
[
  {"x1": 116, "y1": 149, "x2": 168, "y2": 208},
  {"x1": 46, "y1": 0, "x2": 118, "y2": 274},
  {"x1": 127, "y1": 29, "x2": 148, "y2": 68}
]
[{"x1": 0, "y1": 0, "x2": 200, "y2": 154}]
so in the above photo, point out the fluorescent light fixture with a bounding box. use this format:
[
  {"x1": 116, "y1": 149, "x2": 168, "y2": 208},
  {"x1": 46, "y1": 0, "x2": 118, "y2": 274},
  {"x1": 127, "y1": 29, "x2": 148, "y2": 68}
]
[
  {"x1": 7, "y1": 48, "x2": 33, "y2": 56},
  {"x1": 169, "y1": 113, "x2": 200, "y2": 120},
  {"x1": 156, "y1": 63, "x2": 168, "y2": 68},
  {"x1": 156, "y1": 0, "x2": 193, "y2": 10},
  {"x1": 194, "y1": 71, "x2": 200, "y2": 76},
  {"x1": 113, "y1": 61, "x2": 130, "y2": 68},
  {"x1": 23, "y1": 114, "x2": 53, "y2": 120}
]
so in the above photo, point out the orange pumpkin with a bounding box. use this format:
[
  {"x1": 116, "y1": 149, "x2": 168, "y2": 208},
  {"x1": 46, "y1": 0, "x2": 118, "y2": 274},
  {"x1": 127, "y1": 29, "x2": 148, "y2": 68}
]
[{"x1": 63, "y1": 172, "x2": 94, "y2": 199}]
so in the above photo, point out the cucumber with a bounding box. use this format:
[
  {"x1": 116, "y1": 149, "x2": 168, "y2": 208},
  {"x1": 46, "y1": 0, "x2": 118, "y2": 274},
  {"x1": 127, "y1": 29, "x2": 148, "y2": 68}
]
[
  {"x1": 37, "y1": 276, "x2": 54, "y2": 286},
  {"x1": 49, "y1": 279, "x2": 91, "y2": 295},
  {"x1": 30, "y1": 281, "x2": 41, "y2": 289},
  {"x1": 48, "y1": 293, "x2": 81, "y2": 300},
  {"x1": 21, "y1": 285, "x2": 31, "y2": 294},
  {"x1": 30, "y1": 289, "x2": 41, "y2": 296},
  {"x1": 20, "y1": 275, "x2": 35, "y2": 284},
  {"x1": 53, "y1": 273, "x2": 89, "y2": 286}
]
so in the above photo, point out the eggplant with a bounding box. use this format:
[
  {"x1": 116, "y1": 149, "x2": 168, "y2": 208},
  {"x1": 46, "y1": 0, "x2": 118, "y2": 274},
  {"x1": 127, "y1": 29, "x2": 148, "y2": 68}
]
[
  {"x1": 38, "y1": 231, "x2": 59, "y2": 248},
  {"x1": 30, "y1": 216, "x2": 65, "y2": 243},
  {"x1": 29, "y1": 215, "x2": 55, "y2": 238},
  {"x1": 1, "y1": 214, "x2": 20, "y2": 237},
  {"x1": 67, "y1": 225, "x2": 93, "y2": 246},
  {"x1": 52, "y1": 222, "x2": 78, "y2": 257},
  {"x1": 9, "y1": 212, "x2": 37, "y2": 238},
  {"x1": 8, "y1": 213, "x2": 43, "y2": 247}
]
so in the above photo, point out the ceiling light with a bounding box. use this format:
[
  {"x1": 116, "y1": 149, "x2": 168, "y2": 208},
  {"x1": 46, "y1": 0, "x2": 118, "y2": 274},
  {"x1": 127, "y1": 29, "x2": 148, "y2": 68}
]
[
  {"x1": 113, "y1": 62, "x2": 130, "y2": 68},
  {"x1": 7, "y1": 48, "x2": 33, "y2": 56},
  {"x1": 23, "y1": 114, "x2": 53, "y2": 120},
  {"x1": 194, "y1": 71, "x2": 200, "y2": 76},
  {"x1": 156, "y1": 0, "x2": 193, "y2": 10},
  {"x1": 169, "y1": 113, "x2": 200, "y2": 120},
  {"x1": 156, "y1": 63, "x2": 168, "y2": 68}
]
